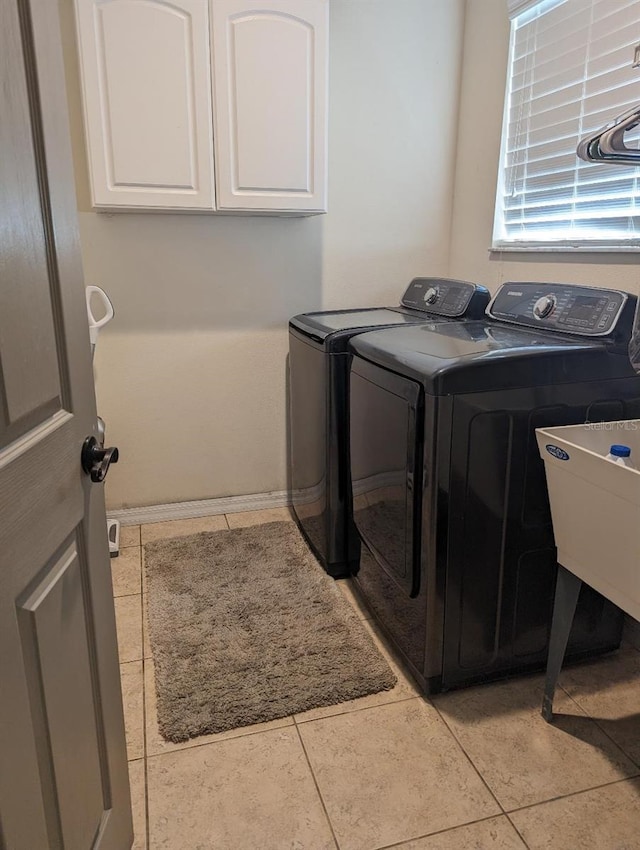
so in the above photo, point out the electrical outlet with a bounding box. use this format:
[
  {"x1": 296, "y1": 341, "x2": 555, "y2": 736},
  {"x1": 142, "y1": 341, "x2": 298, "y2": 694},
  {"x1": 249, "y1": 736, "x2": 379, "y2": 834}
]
[{"x1": 633, "y1": 43, "x2": 640, "y2": 68}]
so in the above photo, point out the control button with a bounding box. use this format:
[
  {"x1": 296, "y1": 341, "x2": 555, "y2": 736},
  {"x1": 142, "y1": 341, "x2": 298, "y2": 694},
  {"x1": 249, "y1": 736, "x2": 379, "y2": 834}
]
[
  {"x1": 424, "y1": 287, "x2": 439, "y2": 305},
  {"x1": 606, "y1": 302, "x2": 616, "y2": 312},
  {"x1": 533, "y1": 294, "x2": 557, "y2": 319},
  {"x1": 598, "y1": 318, "x2": 609, "y2": 329}
]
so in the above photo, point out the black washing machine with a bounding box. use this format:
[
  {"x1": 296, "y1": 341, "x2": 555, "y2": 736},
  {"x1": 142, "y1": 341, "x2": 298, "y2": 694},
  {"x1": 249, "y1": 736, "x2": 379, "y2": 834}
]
[
  {"x1": 288, "y1": 278, "x2": 490, "y2": 577},
  {"x1": 348, "y1": 282, "x2": 640, "y2": 693}
]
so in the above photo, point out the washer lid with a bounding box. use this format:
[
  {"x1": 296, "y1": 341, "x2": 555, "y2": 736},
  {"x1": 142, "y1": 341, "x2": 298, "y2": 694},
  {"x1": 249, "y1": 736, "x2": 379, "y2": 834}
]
[
  {"x1": 289, "y1": 308, "x2": 439, "y2": 351},
  {"x1": 289, "y1": 282, "x2": 490, "y2": 350},
  {"x1": 349, "y1": 321, "x2": 638, "y2": 394}
]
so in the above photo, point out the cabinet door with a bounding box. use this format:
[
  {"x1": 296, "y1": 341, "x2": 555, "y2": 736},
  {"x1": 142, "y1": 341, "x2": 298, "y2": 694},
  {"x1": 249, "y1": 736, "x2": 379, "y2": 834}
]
[
  {"x1": 75, "y1": 0, "x2": 215, "y2": 209},
  {"x1": 211, "y1": 0, "x2": 328, "y2": 212}
]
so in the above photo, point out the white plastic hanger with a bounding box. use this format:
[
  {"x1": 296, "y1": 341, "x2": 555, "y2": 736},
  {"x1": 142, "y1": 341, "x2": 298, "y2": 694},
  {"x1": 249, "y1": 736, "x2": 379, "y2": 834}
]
[
  {"x1": 574, "y1": 53, "x2": 640, "y2": 372},
  {"x1": 85, "y1": 285, "x2": 121, "y2": 555},
  {"x1": 599, "y1": 111, "x2": 640, "y2": 157},
  {"x1": 86, "y1": 285, "x2": 114, "y2": 351},
  {"x1": 577, "y1": 104, "x2": 640, "y2": 165}
]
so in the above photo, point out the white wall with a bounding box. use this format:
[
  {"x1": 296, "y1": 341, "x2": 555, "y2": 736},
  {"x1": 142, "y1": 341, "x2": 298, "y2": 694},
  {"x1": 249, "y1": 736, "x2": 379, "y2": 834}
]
[
  {"x1": 449, "y1": 0, "x2": 640, "y2": 295},
  {"x1": 60, "y1": 0, "x2": 466, "y2": 509},
  {"x1": 321, "y1": 1, "x2": 465, "y2": 309}
]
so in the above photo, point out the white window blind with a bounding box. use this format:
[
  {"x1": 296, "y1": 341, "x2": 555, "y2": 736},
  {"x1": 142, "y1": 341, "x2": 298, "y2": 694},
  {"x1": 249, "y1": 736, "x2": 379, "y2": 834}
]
[{"x1": 493, "y1": 0, "x2": 640, "y2": 249}]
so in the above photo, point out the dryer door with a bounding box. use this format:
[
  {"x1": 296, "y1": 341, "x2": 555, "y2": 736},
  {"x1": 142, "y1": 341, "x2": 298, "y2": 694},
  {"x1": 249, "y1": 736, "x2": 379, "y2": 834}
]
[{"x1": 350, "y1": 358, "x2": 423, "y2": 597}]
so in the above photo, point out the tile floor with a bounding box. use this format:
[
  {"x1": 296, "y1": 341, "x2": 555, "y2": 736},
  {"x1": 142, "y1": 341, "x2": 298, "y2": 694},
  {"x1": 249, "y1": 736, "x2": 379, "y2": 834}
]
[{"x1": 113, "y1": 509, "x2": 640, "y2": 850}]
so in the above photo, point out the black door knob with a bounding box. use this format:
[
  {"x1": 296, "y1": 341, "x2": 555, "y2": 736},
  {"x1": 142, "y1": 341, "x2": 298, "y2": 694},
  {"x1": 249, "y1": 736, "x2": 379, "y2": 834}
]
[{"x1": 81, "y1": 436, "x2": 119, "y2": 483}]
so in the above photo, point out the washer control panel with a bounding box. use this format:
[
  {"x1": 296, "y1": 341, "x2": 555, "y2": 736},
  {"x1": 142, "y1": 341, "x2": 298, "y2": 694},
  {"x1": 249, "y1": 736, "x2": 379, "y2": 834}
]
[
  {"x1": 401, "y1": 278, "x2": 487, "y2": 317},
  {"x1": 488, "y1": 283, "x2": 628, "y2": 336}
]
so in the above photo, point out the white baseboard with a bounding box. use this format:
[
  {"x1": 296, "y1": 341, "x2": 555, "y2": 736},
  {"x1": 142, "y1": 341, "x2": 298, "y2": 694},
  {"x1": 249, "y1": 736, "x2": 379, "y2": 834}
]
[
  {"x1": 108, "y1": 470, "x2": 402, "y2": 526},
  {"x1": 107, "y1": 490, "x2": 291, "y2": 526}
]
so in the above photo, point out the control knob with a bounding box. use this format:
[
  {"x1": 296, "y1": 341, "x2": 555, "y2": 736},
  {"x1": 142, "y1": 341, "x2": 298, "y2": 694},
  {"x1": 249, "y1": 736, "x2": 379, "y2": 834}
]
[
  {"x1": 533, "y1": 294, "x2": 556, "y2": 319},
  {"x1": 423, "y1": 287, "x2": 439, "y2": 305}
]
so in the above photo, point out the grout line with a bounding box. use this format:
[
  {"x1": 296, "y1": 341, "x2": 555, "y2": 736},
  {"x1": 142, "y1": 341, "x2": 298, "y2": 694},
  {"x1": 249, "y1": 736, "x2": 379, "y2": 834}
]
[
  {"x1": 143, "y1": 691, "x2": 420, "y2": 759},
  {"x1": 141, "y1": 584, "x2": 150, "y2": 849},
  {"x1": 144, "y1": 718, "x2": 297, "y2": 760},
  {"x1": 431, "y1": 691, "x2": 640, "y2": 820},
  {"x1": 504, "y1": 813, "x2": 532, "y2": 849},
  {"x1": 428, "y1": 698, "x2": 505, "y2": 816},
  {"x1": 504, "y1": 774, "x2": 640, "y2": 816},
  {"x1": 144, "y1": 696, "x2": 420, "y2": 762},
  {"x1": 293, "y1": 697, "x2": 529, "y2": 850},
  {"x1": 223, "y1": 514, "x2": 230, "y2": 529},
  {"x1": 293, "y1": 694, "x2": 418, "y2": 725},
  {"x1": 142, "y1": 691, "x2": 151, "y2": 850},
  {"x1": 119, "y1": 529, "x2": 142, "y2": 549},
  {"x1": 116, "y1": 568, "x2": 148, "y2": 847},
  {"x1": 588, "y1": 720, "x2": 640, "y2": 772},
  {"x1": 557, "y1": 683, "x2": 640, "y2": 771},
  {"x1": 373, "y1": 813, "x2": 520, "y2": 850},
  {"x1": 293, "y1": 720, "x2": 341, "y2": 850}
]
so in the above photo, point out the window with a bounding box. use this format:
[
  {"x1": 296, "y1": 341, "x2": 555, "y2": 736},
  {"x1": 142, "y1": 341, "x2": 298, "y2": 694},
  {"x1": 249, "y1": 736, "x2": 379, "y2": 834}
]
[{"x1": 493, "y1": 0, "x2": 640, "y2": 250}]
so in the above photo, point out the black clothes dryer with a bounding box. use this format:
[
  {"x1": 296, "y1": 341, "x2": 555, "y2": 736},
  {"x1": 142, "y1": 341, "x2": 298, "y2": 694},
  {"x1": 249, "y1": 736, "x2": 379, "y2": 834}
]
[
  {"x1": 288, "y1": 278, "x2": 490, "y2": 577},
  {"x1": 348, "y1": 282, "x2": 640, "y2": 693}
]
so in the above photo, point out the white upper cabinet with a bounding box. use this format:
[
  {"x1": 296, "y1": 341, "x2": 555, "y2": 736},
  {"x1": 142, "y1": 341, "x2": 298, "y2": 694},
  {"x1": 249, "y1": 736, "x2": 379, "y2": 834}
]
[
  {"x1": 74, "y1": 0, "x2": 328, "y2": 214},
  {"x1": 211, "y1": 0, "x2": 328, "y2": 212},
  {"x1": 75, "y1": 0, "x2": 215, "y2": 209}
]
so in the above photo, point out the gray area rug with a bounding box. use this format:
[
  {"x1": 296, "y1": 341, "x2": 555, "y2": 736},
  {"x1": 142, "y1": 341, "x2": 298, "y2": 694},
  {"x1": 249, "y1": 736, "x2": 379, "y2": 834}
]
[{"x1": 144, "y1": 521, "x2": 396, "y2": 741}]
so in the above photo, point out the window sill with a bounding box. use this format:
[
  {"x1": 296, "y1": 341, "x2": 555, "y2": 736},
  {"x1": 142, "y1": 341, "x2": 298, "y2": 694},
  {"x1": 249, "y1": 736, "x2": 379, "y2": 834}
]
[{"x1": 490, "y1": 244, "x2": 640, "y2": 254}]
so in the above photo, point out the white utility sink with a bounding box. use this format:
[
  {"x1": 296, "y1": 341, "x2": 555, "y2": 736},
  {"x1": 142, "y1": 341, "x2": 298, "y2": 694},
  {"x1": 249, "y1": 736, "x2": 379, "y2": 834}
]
[{"x1": 536, "y1": 420, "x2": 640, "y2": 622}]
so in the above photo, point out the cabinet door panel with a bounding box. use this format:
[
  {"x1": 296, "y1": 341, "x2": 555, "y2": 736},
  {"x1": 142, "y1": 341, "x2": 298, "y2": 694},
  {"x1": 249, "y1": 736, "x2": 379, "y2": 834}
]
[
  {"x1": 212, "y1": 0, "x2": 328, "y2": 212},
  {"x1": 75, "y1": 0, "x2": 214, "y2": 208}
]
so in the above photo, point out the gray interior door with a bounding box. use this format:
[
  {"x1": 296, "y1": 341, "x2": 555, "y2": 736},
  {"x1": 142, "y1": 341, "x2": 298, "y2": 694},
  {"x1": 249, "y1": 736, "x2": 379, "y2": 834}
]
[{"x1": 0, "y1": 1, "x2": 132, "y2": 848}]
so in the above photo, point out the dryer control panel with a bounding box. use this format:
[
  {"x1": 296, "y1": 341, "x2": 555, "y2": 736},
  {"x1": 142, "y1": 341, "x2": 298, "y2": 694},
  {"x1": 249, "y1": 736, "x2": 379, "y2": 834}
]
[
  {"x1": 401, "y1": 278, "x2": 489, "y2": 318},
  {"x1": 488, "y1": 283, "x2": 629, "y2": 336}
]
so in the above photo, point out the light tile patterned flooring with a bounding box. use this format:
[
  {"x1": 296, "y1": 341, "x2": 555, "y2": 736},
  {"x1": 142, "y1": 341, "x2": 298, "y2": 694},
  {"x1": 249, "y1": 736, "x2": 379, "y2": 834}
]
[{"x1": 114, "y1": 509, "x2": 640, "y2": 850}]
